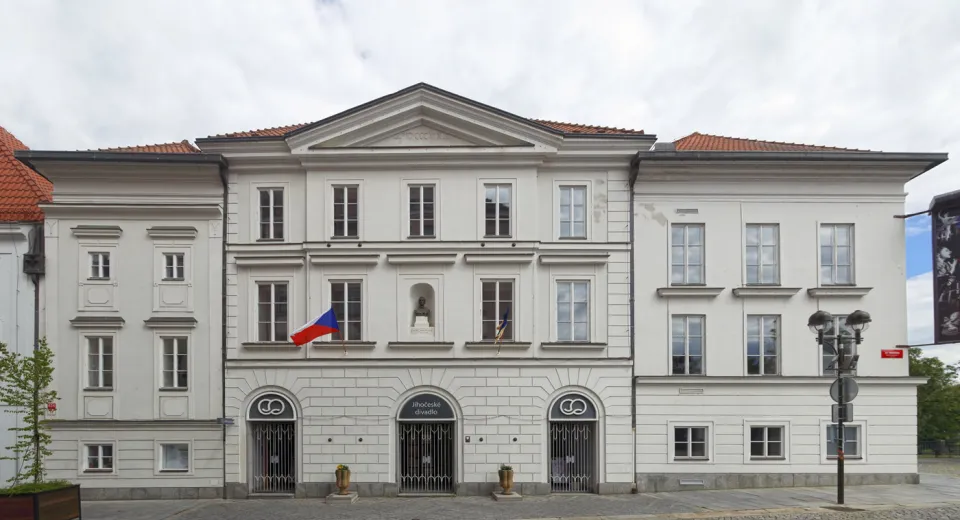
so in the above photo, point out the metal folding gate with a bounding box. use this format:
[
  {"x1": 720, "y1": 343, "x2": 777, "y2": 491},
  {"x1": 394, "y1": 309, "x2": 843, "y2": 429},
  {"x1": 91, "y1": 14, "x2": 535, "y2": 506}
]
[
  {"x1": 549, "y1": 422, "x2": 596, "y2": 493},
  {"x1": 398, "y1": 422, "x2": 455, "y2": 494},
  {"x1": 250, "y1": 422, "x2": 296, "y2": 493}
]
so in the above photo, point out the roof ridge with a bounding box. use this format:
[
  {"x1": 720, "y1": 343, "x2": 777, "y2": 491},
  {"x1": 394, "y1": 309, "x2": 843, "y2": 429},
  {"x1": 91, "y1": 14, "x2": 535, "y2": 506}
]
[
  {"x1": 0, "y1": 126, "x2": 52, "y2": 207},
  {"x1": 531, "y1": 118, "x2": 644, "y2": 134}
]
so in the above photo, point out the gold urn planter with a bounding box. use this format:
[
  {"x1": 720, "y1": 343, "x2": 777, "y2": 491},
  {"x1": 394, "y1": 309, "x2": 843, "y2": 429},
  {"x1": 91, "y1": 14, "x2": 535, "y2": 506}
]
[
  {"x1": 335, "y1": 465, "x2": 351, "y2": 495},
  {"x1": 498, "y1": 465, "x2": 515, "y2": 495}
]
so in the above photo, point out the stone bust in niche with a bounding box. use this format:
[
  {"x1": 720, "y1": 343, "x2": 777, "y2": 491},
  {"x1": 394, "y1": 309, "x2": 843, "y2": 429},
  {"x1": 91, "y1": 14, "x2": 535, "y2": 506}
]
[{"x1": 413, "y1": 296, "x2": 431, "y2": 327}]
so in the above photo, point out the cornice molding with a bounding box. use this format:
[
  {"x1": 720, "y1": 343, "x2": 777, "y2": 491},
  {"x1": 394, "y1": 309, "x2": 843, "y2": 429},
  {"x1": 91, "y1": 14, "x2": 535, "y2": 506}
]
[
  {"x1": 463, "y1": 253, "x2": 535, "y2": 264},
  {"x1": 70, "y1": 316, "x2": 125, "y2": 329},
  {"x1": 656, "y1": 287, "x2": 725, "y2": 298},
  {"x1": 464, "y1": 341, "x2": 532, "y2": 350},
  {"x1": 636, "y1": 376, "x2": 928, "y2": 386},
  {"x1": 387, "y1": 342, "x2": 455, "y2": 350},
  {"x1": 47, "y1": 419, "x2": 221, "y2": 430},
  {"x1": 42, "y1": 203, "x2": 222, "y2": 220},
  {"x1": 386, "y1": 253, "x2": 458, "y2": 265},
  {"x1": 309, "y1": 254, "x2": 380, "y2": 266},
  {"x1": 147, "y1": 226, "x2": 198, "y2": 239},
  {"x1": 143, "y1": 317, "x2": 198, "y2": 329},
  {"x1": 71, "y1": 225, "x2": 122, "y2": 238},
  {"x1": 539, "y1": 253, "x2": 609, "y2": 265},
  {"x1": 807, "y1": 286, "x2": 873, "y2": 297},
  {"x1": 312, "y1": 341, "x2": 377, "y2": 350},
  {"x1": 226, "y1": 358, "x2": 632, "y2": 368},
  {"x1": 732, "y1": 287, "x2": 802, "y2": 298},
  {"x1": 540, "y1": 342, "x2": 607, "y2": 350},
  {"x1": 235, "y1": 256, "x2": 305, "y2": 268}
]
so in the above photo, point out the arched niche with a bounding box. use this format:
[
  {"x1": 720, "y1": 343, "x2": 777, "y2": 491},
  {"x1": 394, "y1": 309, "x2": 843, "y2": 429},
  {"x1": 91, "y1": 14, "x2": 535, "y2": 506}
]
[
  {"x1": 397, "y1": 392, "x2": 455, "y2": 422},
  {"x1": 246, "y1": 392, "x2": 297, "y2": 422},
  {"x1": 548, "y1": 392, "x2": 598, "y2": 421},
  {"x1": 409, "y1": 282, "x2": 436, "y2": 327}
]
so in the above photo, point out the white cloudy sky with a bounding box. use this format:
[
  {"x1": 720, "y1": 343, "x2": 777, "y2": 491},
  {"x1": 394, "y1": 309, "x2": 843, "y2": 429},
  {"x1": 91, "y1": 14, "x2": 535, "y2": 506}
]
[{"x1": 2, "y1": 0, "x2": 959, "y2": 362}]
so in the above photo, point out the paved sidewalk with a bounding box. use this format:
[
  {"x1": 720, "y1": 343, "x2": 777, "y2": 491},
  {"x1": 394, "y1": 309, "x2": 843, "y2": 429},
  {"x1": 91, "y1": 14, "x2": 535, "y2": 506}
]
[{"x1": 81, "y1": 474, "x2": 960, "y2": 520}]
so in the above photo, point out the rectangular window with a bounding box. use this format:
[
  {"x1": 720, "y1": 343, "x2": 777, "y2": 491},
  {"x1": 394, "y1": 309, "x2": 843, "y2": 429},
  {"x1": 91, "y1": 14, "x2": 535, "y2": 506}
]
[
  {"x1": 826, "y1": 425, "x2": 860, "y2": 458},
  {"x1": 84, "y1": 444, "x2": 114, "y2": 472},
  {"x1": 408, "y1": 184, "x2": 436, "y2": 237},
  {"x1": 163, "y1": 253, "x2": 185, "y2": 280},
  {"x1": 161, "y1": 337, "x2": 188, "y2": 389},
  {"x1": 258, "y1": 188, "x2": 284, "y2": 240},
  {"x1": 822, "y1": 314, "x2": 855, "y2": 376},
  {"x1": 820, "y1": 224, "x2": 854, "y2": 285},
  {"x1": 86, "y1": 337, "x2": 113, "y2": 389},
  {"x1": 745, "y1": 224, "x2": 779, "y2": 284},
  {"x1": 160, "y1": 443, "x2": 189, "y2": 472},
  {"x1": 256, "y1": 283, "x2": 288, "y2": 342},
  {"x1": 671, "y1": 224, "x2": 704, "y2": 284},
  {"x1": 674, "y1": 426, "x2": 708, "y2": 459},
  {"x1": 333, "y1": 185, "x2": 359, "y2": 238},
  {"x1": 484, "y1": 184, "x2": 511, "y2": 237},
  {"x1": 559, "y1": 186, "x2": 586, "y2": 238},
  {"x1": 331, "y1": 281, "x2": 362, "y2": 341},
  {"x1": 750, "y1": 426, "x2": 784, "y2": 459},
  {"x1": 747, "y1": 315, "x2": 779, "y2": 375},
  {"x1": 671, "y1": 315, "x2": 704, "y2": 375},
  {"x1": 481, "y1": 280, "x2": 513, "y2": 341},
  {"x1": 89, "y1": 252, "x2": 110, "y2": 279},
  {"x1": 557, "y1": 281, "x2": 589, "y2": 341}
]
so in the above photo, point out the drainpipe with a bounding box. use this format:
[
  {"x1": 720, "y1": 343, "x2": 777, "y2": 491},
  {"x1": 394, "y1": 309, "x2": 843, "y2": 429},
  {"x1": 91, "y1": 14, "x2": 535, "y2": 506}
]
[
  {"x1": 627, "y1": 153, "x2": 640, "y2": 492},
  {"x1": 218, "y1": 162, "x2": 228, "y2": 499}
]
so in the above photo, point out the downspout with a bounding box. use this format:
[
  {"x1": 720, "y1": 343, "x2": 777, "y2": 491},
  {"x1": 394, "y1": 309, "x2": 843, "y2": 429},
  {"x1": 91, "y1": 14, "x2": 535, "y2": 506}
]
[
  {"x1": 628, "y1": 153, "x2": 640, "y2": 492},
  {"x1": 30, "y1": 224, "x2": 43, "y2": 483},
  {"x1": 218, "y1": 162, "x2": 228, "y2": 499}
]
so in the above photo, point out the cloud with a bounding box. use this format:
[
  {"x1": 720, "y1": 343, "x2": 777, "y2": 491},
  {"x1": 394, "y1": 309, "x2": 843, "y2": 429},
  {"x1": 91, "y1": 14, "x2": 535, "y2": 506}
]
[
  {"x1": 908, "y1": 271, "x2": 960, "y2": 364},
  {"x1": 906, "y1": 216, "x2": 931, "y2": 237}
]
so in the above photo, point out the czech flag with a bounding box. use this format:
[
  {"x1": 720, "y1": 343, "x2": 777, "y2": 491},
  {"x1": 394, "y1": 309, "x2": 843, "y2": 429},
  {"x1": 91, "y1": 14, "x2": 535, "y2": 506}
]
[{"x1": 290, "y1": 307, "x2": 340, "y2": 346}]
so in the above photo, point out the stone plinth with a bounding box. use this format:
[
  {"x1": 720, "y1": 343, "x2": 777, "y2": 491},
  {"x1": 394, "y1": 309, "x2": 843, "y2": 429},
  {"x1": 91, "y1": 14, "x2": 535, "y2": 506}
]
[
  {"x1": 492, "y1": 492, "x2": 523, "y2": 501},
  {"x1": 326, "y1": 491, "x2": 359, "y2": 504}
]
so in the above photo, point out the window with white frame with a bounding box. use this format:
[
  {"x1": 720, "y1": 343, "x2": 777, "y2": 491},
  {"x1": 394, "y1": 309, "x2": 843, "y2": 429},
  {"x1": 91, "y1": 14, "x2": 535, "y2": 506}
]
[
  {"x1": 674, "y1": 426, "x2": 708, "y2": 459},
  {"x1": 557, "y1": 281, "x2": 589, "y2": 341},
  {"x1": 256, "y1": 282, "x2": 288, "y2": 342},
  {"x1": 481, "y1": 280, "x2": 513, "y2": 340},
  {"x1": 822, "y1": 314, "x2": 855, "y2": 376},
  {"x1": 258, "y1": 188, "x2": 284, "y2": 240},
  {"x1": 408, "y1": 184, "x2": 436, "y2": 237},
  {"x1": 826, "y1": 424, "x2": 861, "y2": 458},
  {"x1": 484, "y1": 184, "x2": 511, "y2": 237},
  {"x1": 89, "y1": 252, "x2": 110, "y2": 279},
  {"x1": 331, "y1": 281, "x2": 362, "y2": 341},
  {"x1": 747, "y1": 315, "x2": 779, "y2": 375},
  {"x1": 671, "y1": 315, "x2": 704, "y2": 375},
  {"x1": 163, "y1": 253, "x2": 185, "y2": 280},
  {"x1": 820, "y1": 224, "x2": 854, "y2": 285},
  {"x1": 750, "y1": 426, "x2": 785, "y2": 459},
  {"x1": 559, "y1": 186, "x2": 586, "y2": 238},
  {"x1": 86, "y1": 337, "x2": 113, "y2": 389},
  {"x1": 159, "y1": 443, "x2": 189, "y2": 472},
  {"x1": 161, "y1": 337, "x2": 188, "y2": 389},
  {"x1": 671, "y1": 224, "x2": 704, "y2": 284},
  {"x1": 333, "y1": 185, "x2": 359, "y2": 238},
  {"x1": 745, "y1": 224, "x2": 779, "y2": 284},
  {"x1": 84, "y1": 444, "x2": 114, "y2": 472}
]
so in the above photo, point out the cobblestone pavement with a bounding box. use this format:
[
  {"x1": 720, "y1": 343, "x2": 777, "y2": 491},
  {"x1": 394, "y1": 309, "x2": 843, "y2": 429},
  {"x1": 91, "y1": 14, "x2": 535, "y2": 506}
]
[{"x1": 81, "y1": 474, "x2": 960, "y2": 520}]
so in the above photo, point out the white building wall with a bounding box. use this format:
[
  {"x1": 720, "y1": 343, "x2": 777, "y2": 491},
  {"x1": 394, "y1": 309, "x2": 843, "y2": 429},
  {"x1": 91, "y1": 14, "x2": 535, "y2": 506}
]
[{"x1": 0, "y1": 223, "x2": 38, "y2": 484}]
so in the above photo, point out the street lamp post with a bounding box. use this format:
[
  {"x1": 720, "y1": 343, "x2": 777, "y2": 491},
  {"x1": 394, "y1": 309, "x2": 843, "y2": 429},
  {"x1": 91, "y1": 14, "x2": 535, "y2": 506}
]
[{"x1": 808, "y1": 309, "x2": 871, "y2": 506}]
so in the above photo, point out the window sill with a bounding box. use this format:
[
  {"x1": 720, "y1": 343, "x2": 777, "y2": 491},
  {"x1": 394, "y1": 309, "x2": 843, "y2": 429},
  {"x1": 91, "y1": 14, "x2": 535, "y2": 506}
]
[
  {"x1": 749, "y1": 457, "x2": 786, "y2": 462},
  {"x1": 158, "y1": 469, "x2": 190, "y2": 474},
  {"x1": 84, "y1": 387, "x2": 114, "y2": 392},
  {"x1": 672, "y1": 458, "x2": 710, "y2": 462},
  {"x1": 670, "y1": 373, "x2": 706, "y2": 377},
  {"x1": 329, "y1": 236, "x2": 360, "y2": 240},
  {"x1": 256, "y1": 238, "x2": 285, "y2": 243},
  {"x1": 161, "y1": 278, "x2": 186, "y2": 282},
  {"x1": 86, "y1": 277, "x2": 111, "y2": 282},
  {"x1": 387, "y1": 342, "x2": 454, "y2": 350},
  {"x1": 482, "y1": 235, "x2": 513, "y2": 239},
  {"x1": 241, "y1": 341, "x2": 298, "y2": 349},
  {"x1": 158, "y1": 387, "x2": 189, "y2": 392},
  {"x1": 83, "y1": 469, "x2": 115, "y2": 475},
  {"x1": 312, "y1": 341, "x2": 376, "y2": 350},
  {"x1": 540, "y1": 342, "x2": 606, "y2": 350},
  {"x1": 827, "y1": 456, "x2": 862, "y2": 461},
  {"x1": 405, "y1": 235, "x2": 436, "y2": 240},
  {"x1": 657, "y1": 286, "x2": 724, "y2": 298},
  {"x1": 807, "y1": 286, "x2": 872, "y2": 297},
  {"x1": 464, "y1": 341, "x2": 531, "y2": 350},
  {"x1": 733, "y1": 286, "x2": 801, "y2": 298},
  {"x1": 558, "y1": 236, "x2": 587, "y2": 240}
]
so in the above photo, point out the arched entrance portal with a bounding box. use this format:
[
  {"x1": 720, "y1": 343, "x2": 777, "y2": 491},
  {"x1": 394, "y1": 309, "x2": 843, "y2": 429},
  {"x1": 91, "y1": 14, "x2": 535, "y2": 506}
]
[
  {"x1": 396, "y1": 392, "x2": 456, "y2": 494},
  {"x1": 246, "y1": 392, "x2": 297, "y2": 494},
  {"x1": 548, "y1": 392, "x2": 598, "y2": 493}
]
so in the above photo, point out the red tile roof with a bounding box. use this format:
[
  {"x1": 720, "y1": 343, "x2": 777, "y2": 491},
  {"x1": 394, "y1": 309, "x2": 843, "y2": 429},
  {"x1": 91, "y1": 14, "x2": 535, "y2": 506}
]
[
  {"x1": 0, "y1": 126, "x2": 52, "y2": 222},
  {"x1": 96, "y1": 139, "x2": 200, "y2": 153},
  {"x1": 207, "y1": 119, "x2": 643, "y2": 139},
  {"x1": 674, "y1": 132, "x2": 868, "y2": 152}
]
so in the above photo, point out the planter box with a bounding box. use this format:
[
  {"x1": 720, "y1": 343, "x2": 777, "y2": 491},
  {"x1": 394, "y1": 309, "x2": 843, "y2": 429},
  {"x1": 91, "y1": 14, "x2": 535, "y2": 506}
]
[{"x1": 0, "y1": 484, "x2": 82, "y2": 520}]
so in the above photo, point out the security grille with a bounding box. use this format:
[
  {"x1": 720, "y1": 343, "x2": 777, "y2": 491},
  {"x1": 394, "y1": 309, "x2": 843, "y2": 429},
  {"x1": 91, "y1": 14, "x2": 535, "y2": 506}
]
[
  {"x1": 251, "y1": 422, "x2": 296, "y2": 493},
  {"x1": 398, "y1": 422, "x2": 455, "y2": 494},
  {"x1": 549, "y1": 422, "x2": 596, "y2": 493}
]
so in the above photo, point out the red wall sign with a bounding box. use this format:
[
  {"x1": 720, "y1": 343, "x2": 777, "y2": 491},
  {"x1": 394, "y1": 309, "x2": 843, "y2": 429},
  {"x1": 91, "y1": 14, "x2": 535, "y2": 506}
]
[{"x1": 881, "y1": 349, "x2": 905, "y2": 359}]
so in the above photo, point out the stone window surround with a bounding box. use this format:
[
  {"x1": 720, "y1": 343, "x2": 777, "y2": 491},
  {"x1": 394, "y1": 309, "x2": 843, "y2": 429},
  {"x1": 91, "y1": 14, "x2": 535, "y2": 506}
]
[
  {"x1": 78, "y1": 440, "x2": 117, "y2": 476},
  {"x1": 156, "y1": 440, "x2": 193, "y2": 475},
  {"x1": 402, "y1": 178, "x2": 440, "y2": 239},
  {"x1": 742, "y1": 419, "x2": 791, "y2": 464},
  {"x1": 477, "y1": 178, "x2": 516, "y2": 239},
  {"x1": 250, "y1": 182, "x2": 290, "y2": 243},
  {"x1": 668, "y1": 420, "x2": 714, "y2": 463}
]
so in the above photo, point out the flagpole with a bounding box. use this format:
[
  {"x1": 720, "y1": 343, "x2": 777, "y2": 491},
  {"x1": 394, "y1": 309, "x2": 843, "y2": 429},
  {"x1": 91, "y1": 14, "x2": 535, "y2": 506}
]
[{"x1": 338, "y1": 328, "x2": 346, "y2": 356}]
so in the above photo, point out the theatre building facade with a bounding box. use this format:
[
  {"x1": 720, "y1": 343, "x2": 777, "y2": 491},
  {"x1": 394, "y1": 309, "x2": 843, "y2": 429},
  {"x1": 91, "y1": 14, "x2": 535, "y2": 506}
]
[{"x1": 195, "y1": 84, "x2": 650, "y2": 497}]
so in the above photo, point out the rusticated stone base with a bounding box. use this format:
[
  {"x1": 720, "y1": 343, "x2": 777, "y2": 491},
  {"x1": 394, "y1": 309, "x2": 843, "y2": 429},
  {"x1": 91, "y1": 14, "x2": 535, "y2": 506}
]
[
  {"x1": 634, "y1": 472, "x2": 920, "y2": 493},
  {"x1": 80, "y1": 486, "x2": 223, "y2": 500}
]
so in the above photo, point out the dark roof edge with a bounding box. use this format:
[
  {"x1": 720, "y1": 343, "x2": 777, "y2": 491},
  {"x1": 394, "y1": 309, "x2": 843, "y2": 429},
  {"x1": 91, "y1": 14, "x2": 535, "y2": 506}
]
[
  {"x1": 14, "y1": 150, "x2": 226, "y2": 166},
  {"x1": 634, "y1": 150, "x2": 948, "y2": 179}
]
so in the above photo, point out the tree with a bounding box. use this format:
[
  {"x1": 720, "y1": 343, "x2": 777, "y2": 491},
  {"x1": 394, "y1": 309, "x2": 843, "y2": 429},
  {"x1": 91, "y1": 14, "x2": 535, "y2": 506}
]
[
  {"x1": 0, "y1": 338, "x2": 58, "y2": 485},
  {"x1": 910, "y1": 348, "x2": 960, "y2": 442}
]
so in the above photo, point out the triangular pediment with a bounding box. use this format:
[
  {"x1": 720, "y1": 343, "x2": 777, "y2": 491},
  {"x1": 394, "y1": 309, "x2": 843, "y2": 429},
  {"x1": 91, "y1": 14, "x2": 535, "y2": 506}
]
[{"x1": 286, "y1": 85, "x2": 562, "y2": 153}]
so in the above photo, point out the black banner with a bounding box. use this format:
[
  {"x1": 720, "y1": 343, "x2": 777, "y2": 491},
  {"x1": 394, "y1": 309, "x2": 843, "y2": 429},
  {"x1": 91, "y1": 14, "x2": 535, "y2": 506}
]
[
  {"x1": 398, "y1": 393, "x2": 455, "y2": 421},
  {"x1": 931, "y1": 191, "x2": 960, "y2": 344}
]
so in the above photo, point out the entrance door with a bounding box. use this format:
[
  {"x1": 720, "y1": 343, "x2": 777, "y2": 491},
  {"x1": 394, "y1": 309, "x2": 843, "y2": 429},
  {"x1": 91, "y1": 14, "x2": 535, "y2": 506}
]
[
  {"x1": 548, "y1": 392, "x2": 599, "y2": 493},
  {"x1": 251, "y1": 422, "x2": 296, "y2": 493},
  {"x1": 247, "y1": 392, "x2": 298, "y2": 494},
  {"x1": 396, "y1": 393, "x2": 457, "y2": 494}
]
